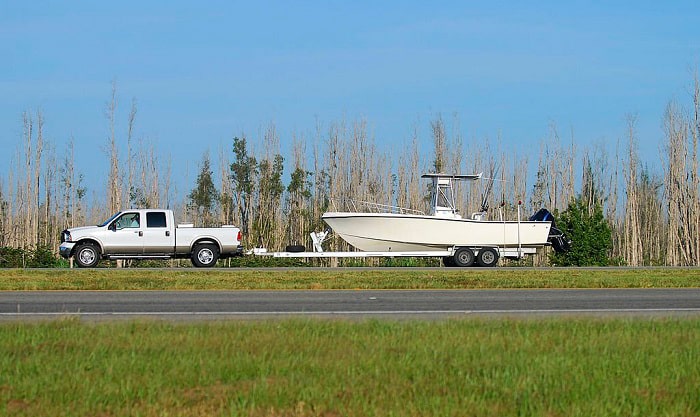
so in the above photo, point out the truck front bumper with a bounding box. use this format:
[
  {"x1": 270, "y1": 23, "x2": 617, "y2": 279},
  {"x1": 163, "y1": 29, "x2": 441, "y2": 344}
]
[{"x1": 59, "y1": 242, "x2": 76, "y2": 259}]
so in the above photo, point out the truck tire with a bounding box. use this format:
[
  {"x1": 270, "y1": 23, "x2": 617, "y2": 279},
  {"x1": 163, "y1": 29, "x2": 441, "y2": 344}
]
[
  {"x1": 191, "y1": 243, "x2": 219, "y2": 268},
  {"x1": 74, "y1": 243, "x2": 100, "y2": 268},
  {"x1": 453, "y1": 247, "x2": 475, "y2": 267},
  {"x1": 476, "y1": 247, "x2": 499, "y2": 267}
]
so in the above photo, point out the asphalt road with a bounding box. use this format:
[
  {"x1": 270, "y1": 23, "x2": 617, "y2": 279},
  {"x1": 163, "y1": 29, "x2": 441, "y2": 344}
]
[{"x1": 2, "y1": 289, "x2": 700, "y2": 321}]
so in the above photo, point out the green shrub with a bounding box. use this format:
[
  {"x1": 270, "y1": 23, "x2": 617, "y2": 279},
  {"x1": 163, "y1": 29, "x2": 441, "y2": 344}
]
[
  {"x1": 0, "y1": 246, "x2": 63, "y2": 268},
  {"x1": 551, "y1": 197, "x2": 612, "y2": 266},
  {"x1": 0, "y1": 247, "x2": 25, "y2": 267}
]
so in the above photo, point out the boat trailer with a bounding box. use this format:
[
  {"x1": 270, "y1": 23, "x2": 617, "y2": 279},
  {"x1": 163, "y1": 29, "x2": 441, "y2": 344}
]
[{"x1": 250, "y1": 230, "x2": 541, "y2": 267}]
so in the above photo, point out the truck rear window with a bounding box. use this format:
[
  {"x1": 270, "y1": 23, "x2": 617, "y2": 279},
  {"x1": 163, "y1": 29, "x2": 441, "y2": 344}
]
[{"x1": 146, "y1": 212, "x2": 167, "y2": 228}]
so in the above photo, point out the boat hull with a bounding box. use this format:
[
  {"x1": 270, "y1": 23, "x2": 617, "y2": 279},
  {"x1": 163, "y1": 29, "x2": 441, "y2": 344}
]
[{"x1": 322, "y1": 212, "x2": 552, "y2": 252}]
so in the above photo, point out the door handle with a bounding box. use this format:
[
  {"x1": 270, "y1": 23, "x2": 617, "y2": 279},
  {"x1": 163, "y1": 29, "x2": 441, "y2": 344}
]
[
  {"x1": 139, "y1": 231, "x2": 143, "y2": 237},
  {"x1": 166, "y1": 231, "x2": 170, "y2": 237}
]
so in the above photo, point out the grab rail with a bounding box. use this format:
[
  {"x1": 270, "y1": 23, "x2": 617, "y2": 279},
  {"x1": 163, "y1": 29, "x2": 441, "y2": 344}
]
[{"x1": 329, "y1": 198, "x2": 425, "y2": 215}]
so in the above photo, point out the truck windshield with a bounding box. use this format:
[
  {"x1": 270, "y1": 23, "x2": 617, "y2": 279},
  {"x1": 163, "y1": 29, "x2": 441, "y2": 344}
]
[{"x1": 98, "y1": 212, "x2": 122, "y2": 227}]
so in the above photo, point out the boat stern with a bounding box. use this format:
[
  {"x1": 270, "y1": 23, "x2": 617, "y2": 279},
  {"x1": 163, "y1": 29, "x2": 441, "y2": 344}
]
[{"x1": 529, "y1": 208, "x2": 571, "y2": 253}]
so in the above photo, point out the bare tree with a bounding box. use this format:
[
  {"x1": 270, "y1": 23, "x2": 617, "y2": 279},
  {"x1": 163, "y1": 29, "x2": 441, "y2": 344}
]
[
  {"x1": 431, "y1": 114, "x2": 447, "y2": 173},
  {"x1": 162, "y1": 155, "x2": 172, "y2": 209},
  {"x1": 33, "y1": 111, "x2": 44, "y2": 247},
  {"x1": 126, "y1": 99, "x2": 137, "y2": 209},
  {"x1": 22, "y1": 112, "x2": 33, "y2": 248},
  {"x1": 218, "y1": 143, "x2": 234, "y2": 225},
  {"x1": 0, "y1": 179, "x2": 6, "y2": 247},
  {"x1": 691, "y1": 69, "x2": 700, "y2": 265},
  {"x1": 106, "y1": 81, "x2": 122, "y2": 215},
  {"x1": 285, "y1": 133, "x2": 312, "y2": 246},
  {"x1": 395, "y1": 130, "x2": 422, "y2": 212},
  {"x1": 42, "y1": 142, "x2": 57, "y2": 246},
  {"x1": 663, "y1": 100, "x2": 693, "y2": 265},
  {"x1": 623, "y1": 116, "x2": 642, "y2": 266}
]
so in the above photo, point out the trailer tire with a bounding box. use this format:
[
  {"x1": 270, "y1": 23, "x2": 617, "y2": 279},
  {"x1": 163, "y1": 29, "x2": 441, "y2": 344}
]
[
  {"x1": 442, "y1": 256, "x2": 456, "y2": 267},
  {"x1": 453, "y1": 248, "x2": 475, "y2": 267},
  {"x1": 476, "y1": 247, "x2": 499, "y2": 267},
  {"x1": 285, "y1": 245, "x2": 306, "y2": 253},
  {"x1": 74, "y1": 243, "x2": 100, "y2": 268},
  {"x1": 191, "y1": 243, "x2": 219, "y2": 268}
]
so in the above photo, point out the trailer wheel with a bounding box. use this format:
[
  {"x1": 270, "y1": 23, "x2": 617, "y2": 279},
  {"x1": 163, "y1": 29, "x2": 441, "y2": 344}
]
[
  {"x1": 191, "y1": 243, "x2": 219, "y2": 267},
  {"x1": 442, "y1": 256, "x2": 456, "y2": 267},
  {"x1": 285, "y1": 244, "x2": 306, "y2": 253},
  {"x1": 74, "y1": 243, "x2": 100, "y2": 268},
  {"x1": 453, "y1": 248, "x2": 475, "y2": 267},
  {"x1": 476, "y1": 247, "x2": 499, "y2": 267}
]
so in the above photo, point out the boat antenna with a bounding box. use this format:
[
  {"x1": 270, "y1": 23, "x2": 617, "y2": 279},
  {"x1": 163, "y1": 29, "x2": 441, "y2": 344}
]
[{"x1": 480, "y1": 163, "x2": 499, "y2": 212}]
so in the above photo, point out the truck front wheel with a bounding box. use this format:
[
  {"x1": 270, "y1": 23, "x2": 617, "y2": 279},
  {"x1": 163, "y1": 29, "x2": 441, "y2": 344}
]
[
  {"x1": 191, "y1": 243, "x2": 219, "y2": 267},
  {"x1": 74, "y1": 243, "x2": 100, "y2": 268}
]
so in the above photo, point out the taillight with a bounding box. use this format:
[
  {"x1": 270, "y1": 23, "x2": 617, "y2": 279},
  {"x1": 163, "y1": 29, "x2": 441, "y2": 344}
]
[{"x1": 237, "y1": 231, "x2": 242, "y2": 242}]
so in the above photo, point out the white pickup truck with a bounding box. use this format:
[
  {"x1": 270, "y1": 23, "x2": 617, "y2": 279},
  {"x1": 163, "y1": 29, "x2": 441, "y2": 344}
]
[{"x1": 59, "y1": 209, "x2": 243, "y2": 267}]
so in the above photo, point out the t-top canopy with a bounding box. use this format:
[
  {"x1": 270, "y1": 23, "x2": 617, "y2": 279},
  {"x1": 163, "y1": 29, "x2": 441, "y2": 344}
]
[{"x1": 420, "y1": 173, "x2": 482, "y2": 181}]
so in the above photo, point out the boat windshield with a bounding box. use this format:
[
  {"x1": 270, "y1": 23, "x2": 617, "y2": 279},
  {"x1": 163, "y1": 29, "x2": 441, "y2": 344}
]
[
  {"x1": 98, "y1": 211, "x2": 122, "y2": 227},
  {"x1": 436, "y1": 184, "x2": 455, "y2": 209}
]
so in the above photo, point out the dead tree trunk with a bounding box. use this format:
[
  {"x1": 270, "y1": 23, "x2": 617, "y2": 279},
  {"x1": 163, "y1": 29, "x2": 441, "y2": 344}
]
[
  {"x1": 624, "y1": 116, "x2": 642, "y2": 266},
  {"x1": 106, "y1": 81, "x2": 122, "y2": 215}
]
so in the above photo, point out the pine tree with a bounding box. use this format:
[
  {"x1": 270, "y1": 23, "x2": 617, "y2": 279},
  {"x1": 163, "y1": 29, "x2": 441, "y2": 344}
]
[
  {"x1": 285, "y1": 165, "x2": 312, "y2": 245},
  {"x1": 551, "y1": 197, "x2": 612, "y2": 266},
  {"x1": 230, "y1": 136, "x2": 256, "y2": 240},
  {"x1": 254, "y1": 153, "x2": 284, "y2": 249},
  {"x1": 187, "y1": 152, "x2": 219, "y2": 226}
]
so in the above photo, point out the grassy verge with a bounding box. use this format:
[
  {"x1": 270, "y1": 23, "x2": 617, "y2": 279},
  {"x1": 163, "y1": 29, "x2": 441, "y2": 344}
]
[
  {"x1": 0, "y1": 268, "x2": 699, "y2": 290},
  {"x1": 1, "y1": 318, "x2": 699, "y2": 416}
]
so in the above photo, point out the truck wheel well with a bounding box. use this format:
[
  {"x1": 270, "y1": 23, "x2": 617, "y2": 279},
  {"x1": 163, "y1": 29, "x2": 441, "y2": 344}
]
[
  {"x1": 73, "y1": 239, "x2": 102, "y2": 256},
  {"x1": 192, "y1": 239, "x2": 220, "y2": 251}
]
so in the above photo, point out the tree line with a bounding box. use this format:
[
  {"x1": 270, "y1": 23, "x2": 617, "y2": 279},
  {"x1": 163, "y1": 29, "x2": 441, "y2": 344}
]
[{"x1": 1, "y1": 75, "x2": 699, "y2": 266}]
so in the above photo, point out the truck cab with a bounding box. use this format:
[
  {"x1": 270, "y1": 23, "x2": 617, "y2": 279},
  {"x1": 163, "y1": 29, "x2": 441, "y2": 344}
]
[{"x1": 102, "y1": 210, "x2": 174, "y2": 255}]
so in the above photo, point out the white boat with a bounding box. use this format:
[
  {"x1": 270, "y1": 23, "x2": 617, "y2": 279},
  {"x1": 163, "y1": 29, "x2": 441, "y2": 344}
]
[{"x1": 322, "y1": 173, "x2": 568, "y2": 266}]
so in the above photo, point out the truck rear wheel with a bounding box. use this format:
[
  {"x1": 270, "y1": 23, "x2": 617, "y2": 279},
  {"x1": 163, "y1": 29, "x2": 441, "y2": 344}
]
[
  {"x1": 191, "y1": 243, "x2": 219, "y2": 267},
  {"x1": 74, "y1": 243, "x2": 100, "y2": 268}
]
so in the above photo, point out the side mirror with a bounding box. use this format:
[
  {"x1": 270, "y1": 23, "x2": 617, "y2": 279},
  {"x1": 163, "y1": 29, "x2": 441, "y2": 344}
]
[{"x1": 109, "y1": 223, "x2": 116, "y2": 232}]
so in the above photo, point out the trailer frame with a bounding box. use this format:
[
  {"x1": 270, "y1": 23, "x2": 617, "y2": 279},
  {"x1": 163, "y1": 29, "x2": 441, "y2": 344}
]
[{"x1": 250, "y1": 231, "x2": 540, "y2": 267}]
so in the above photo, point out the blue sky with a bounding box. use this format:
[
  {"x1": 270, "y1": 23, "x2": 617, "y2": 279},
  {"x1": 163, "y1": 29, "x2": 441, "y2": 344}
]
[{"x1": 1, "y1": 1, "x2": 699, "y2": 196}]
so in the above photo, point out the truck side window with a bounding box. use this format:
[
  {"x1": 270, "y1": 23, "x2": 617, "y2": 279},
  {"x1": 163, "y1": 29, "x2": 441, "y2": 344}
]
[
  {"x1": 146, "y1": 212, "x2": 167, "y2": 228},
  {"x1": 115, "y1": 213, "x2": 140, "y2": 229}
]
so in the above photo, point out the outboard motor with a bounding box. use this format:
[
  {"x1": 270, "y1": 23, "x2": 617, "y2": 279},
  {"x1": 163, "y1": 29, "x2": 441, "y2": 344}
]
[
  {"x1": 548, "y1": 226, "x2": 571, "y2": 253},
  {"x1": 530, "y1": 208, "x2": 571, "y2": 253}
]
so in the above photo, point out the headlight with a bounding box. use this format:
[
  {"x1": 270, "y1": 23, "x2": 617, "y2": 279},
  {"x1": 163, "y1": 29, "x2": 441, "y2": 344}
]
[{"x1": 62, "y1": 231, "x2": 72, "y2": 243}]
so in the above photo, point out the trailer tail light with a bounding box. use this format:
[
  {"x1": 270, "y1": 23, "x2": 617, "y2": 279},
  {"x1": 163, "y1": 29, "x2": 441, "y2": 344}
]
[{"x1": 237, "y1": 231, "x2": 242, "y2": 243}]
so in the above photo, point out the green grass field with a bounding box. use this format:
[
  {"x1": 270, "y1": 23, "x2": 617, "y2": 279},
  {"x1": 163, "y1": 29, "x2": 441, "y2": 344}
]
[
  {"x1": 1, "y1": 267, "x2": 700, "y2": 290},
  {"x1": 2, "y1": 268, "x2": 699, "y2": 416},
  {"x1": 2, "y1": 318, "x2": 699, "y2": 416}
]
